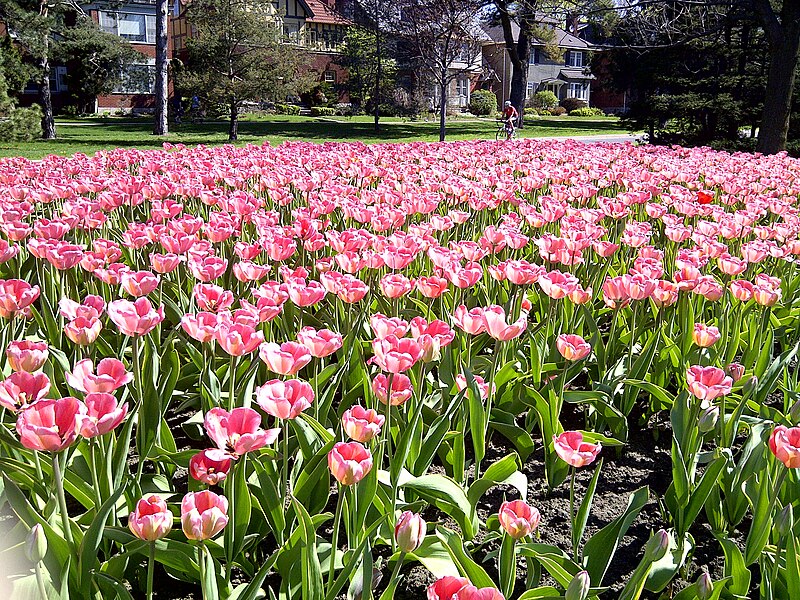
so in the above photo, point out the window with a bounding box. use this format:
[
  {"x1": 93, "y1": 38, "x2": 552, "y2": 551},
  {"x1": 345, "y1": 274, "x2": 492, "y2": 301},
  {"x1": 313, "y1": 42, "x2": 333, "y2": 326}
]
[
  {"x1": 456, "y1": 78, "x2": 469, "y2": 98},
  {"x1": 566, "y1": 50, "x2": 584, "y2": 68},
  {"x1": 529, "y1": 48, "x2": 539, "y2": 64},
  {"x1": 568, "y1": 82, "x2": 589, "y2": 101},
  {"x1": 526, "y1": 82, "x2": 535, "y2": 97},
  {"x1": 114, "y1": 60, "x2": 156, "y2": 94},
  {"x1": 324, "y1": 70, "x2": 336, "y2": 84},
  {"x1": 100, "y1": 11, "x2": 156, "y2": 44},
  {"x1": 283, "y1": 21, "x2": 301, "y2": 44}
]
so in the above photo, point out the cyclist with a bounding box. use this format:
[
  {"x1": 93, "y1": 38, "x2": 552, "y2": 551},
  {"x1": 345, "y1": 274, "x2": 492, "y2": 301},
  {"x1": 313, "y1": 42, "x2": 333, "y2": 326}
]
[{"x1": 501, "y1": 101, "x2": 519, "y2": 140}]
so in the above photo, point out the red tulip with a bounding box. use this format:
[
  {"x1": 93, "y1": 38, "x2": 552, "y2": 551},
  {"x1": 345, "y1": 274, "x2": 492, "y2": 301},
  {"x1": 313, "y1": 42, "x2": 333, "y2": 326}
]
[
  {"x1": 427, "y1": 576, "x2": 470, "y2": 600},
  {"x1": 189, "y1": 449, "x2": 232, "y2": 485},
  {"x1": 769, "y1": 425, "x2": 800, "y2": 468}
]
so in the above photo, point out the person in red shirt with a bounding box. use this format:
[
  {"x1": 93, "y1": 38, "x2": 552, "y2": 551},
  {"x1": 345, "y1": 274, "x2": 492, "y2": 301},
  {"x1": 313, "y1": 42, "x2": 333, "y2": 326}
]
[{"x1": 502, "y1": 101, "x2": 519, "y2": 139}]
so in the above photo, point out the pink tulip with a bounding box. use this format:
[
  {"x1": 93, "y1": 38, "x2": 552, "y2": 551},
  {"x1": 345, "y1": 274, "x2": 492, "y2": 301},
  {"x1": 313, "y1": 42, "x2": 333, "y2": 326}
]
[
  {"x1": 498, "y1": 500, "x2": 540, "y2": 539},
  {"x1": 395, "y1": 511, "x2": 426, "y2": 552},
  {"x1": 692, "y1": 323, "x2": 721, "y2": 348},
  {"x1": 371, "y1": 335, "x2": 423, "y2": 373},
  {"x1": 556, "y1": 334, "x2": 591, "y2": 361},
  {"x1": 297, "y1": 326, "x2": 343, "y2": 358},
  {"x1": 686, "y1": 365, "x2": 733, "y2": 401},
  {"x1": 0, "y1": 372, "x2": 51, "y2": 411},
  {"x1": 193, "y1": 283, "x2": 235, "y2": 312},
  {"x1": 427, "y1": 576, "x2": 470, "y2": 600},
  {"x1": 417, "y1": 276, "x2": 449, "y2": 298},
  {"x1": 286, "y1": 278, "x2": 326, "y2": 306},
  {"x1": 204, "y1": 407, "x2": 279, "y2": 458},
  {"x1": 6, "y1": 340, "x2": 48, "y2": 372},
  {"x1": 372, "y1": 373, "x2": 413, "y2": 405},
  {"x1": 128, "y1": 494, "x2": 174, "y2": 541},
  {"x1": 369, "y1": 313, "x2": 409, "y2": 339},
  {"x1": 181, "y1": 312, "x2": 218, "y2": 343},
  {"x1": 181, "y1": 490, "x2": 229, "y2": 540},
  {"x1": 259, "y1": 341, "x2": 312, "y2": 375},
  {"x1": 725, "y1": 362, "x2": 745, "y2": 382},
  {"x1": 189, "y1": 449, "x2": 232, "y2": 485},
  {"x1": 553, "y1": 431, "x2": 601, "y2": 468},
  {"x1": 482, "y1": 305, "x2": 527, "y2": 341},
  {"x1": 107, "y1": 297, "x2": 165, "y2": 336},
  {"x1": 0, "y1": 279, "x2": 40, "y2": 319},
  {"x1": 452, "y1": 305, "x2": 486, "y2": 335},
  {"x1": 120, "y1": 270, "x2": 160, "y2": 297},
  {"x1": 769, "y1": 425, "x2": 800, "y2": 468},
  {"x1": 342, "y1": 405, "x2": 385, "y2": 442},
  {"x1": 379, "y1": 273, "x2": 414, "y2": 298},
  {"x1": 16, "y1": 397, "x2": 85, "y2": 452},
  {"x1": 455, "y1": 373, "x2": 493, "y2": 400},
  {"x1": 455, "y1": 585, "x2": 505, "y2": 600},
  {"x1": 150, "y1": 253, "x2": 182, "y2": 274},
  {"x1": 76, "y1": 393, "x2": 128, "y2": 438},
  {"x1": 328, "y1": 441, "x2": 373, "y2": 485},
  {"x1": 66, "y1": 358, "x2": 132, "y2": 395},
  {"x1": 255, "y1": 379, "x2": 314, "y2": 420},
  {"x1": 214, "y1": 322, "x2": 264, "y2": 356},
  {"x1": 64, "y1": 316, "x2": 103, "y2": 345}
]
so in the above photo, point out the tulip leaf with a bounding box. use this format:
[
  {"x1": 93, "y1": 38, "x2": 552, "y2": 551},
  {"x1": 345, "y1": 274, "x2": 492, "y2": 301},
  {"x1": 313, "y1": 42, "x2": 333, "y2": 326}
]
[
  {"x1": 583, "y1": 486, "x2": 649, "y2": 585},
  {"x1": 403, "y1": 474, "x2": 475, "y2": 539},
  {"x1": 516, "y1": 543, "x2": 581, "y2": 588},
  {"x1": 436, "y1": 527, "x2": 495, "y2": 588},
  {"x1": 716, "y1": 536, "x2": 750, "y2": 599},
  {"x1": 517, "y1": 587, "x2": 562, "y2": 600},
  {"x1": 467, "y1": 453, "x2": 525, "y2": 507},
  {"x1": 574, "y1": 459, "x2": 603, "y2": 560},
  {"x1": 79, "y1": 484, "x2": 126, "y2": 595},
  {"x1": 645, "y1": 531, "x2": 693, "y2": 593},
  {"x1": 291, "y1": 496, "x2": 324, "y2": 600}
]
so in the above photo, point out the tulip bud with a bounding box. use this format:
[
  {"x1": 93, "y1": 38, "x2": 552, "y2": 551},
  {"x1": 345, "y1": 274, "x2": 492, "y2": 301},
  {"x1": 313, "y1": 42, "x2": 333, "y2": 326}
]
[
  {"x1": 394, "y1": 511, "x2": 426, "y2": 553},
  {"x1": 25, "y1": 524, "x2": 47, "y2": 563},
  {"x1": 776, "y1": 504, "x2": 794, "y2": 537},
  {"x1": 695, "y1": 572, "x2": 713, "y2": 600},
  {"x1": 790, "y1": 399, "x2": 800, "y2": 424},
  {"x1": 698, "y1": 406, "x2": 719, "y2": 433},
  {"x1": 644, "y1": 529, "x2": 670, "y2": 562},
  {"x1": 565, "y1": 570, "x2": 590, "y2": 600},
  {"x1": 725, "y1": 362, "x2": 744, "y2": 383},
  {"x1": 743, "y1": 375, "x2": 759, "y2": 398}
]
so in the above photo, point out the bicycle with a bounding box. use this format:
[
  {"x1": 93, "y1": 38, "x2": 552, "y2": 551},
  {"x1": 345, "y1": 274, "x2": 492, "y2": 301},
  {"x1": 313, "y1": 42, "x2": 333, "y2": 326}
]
[{"x1": 495, "y1": 118, "x2": 518, "y2": 141}]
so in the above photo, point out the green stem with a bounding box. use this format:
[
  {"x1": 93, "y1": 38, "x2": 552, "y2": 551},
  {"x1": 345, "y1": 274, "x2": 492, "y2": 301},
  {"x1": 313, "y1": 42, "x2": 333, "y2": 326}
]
[
  {"x1": 147, "y1": 540, "x2": 155, "y2": 600},
  {"x1": 570, "y1": 466, "x2": 577, "y2": 562},
  {"x1": 52, "y1": 452, "x2": 74, "y2": 549},
  {"x1": 34, "y1": 562, "x2": 48, "y2": 600},
  {"x1": 228, "y1": 355, "x2": 237, "y2": 411},
  {"x1": 387, "y1": 551, "x2": 406, "y2": 592},
  {"x1": 282, "y1": 420, "x2": 289, "y2": 505},
  {"x1": 326, "y1": 484, "x2": 345, "y2": 595},
  {"x1": 89, "y1": 440, "x2": 103, "y2": 512}
]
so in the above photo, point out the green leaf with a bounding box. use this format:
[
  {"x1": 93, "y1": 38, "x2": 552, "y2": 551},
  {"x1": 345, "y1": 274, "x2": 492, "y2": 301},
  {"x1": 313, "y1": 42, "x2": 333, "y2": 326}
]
[
  {"x1": 716, "y1": 536, "x2": 750, "y2": 599},
  {"x1": 292, "y1": 497, "x2": 324, "y2": 600},
  {"x1": 403, "y1": 475, "x2": 476, "y2": 539},
  {"x1": 517, "y1": 543, "x2": 581, "y2": 588},
  {"x1": 79, "y1": 484, "x2": 126, "y2": 595},
  {"x1": 201, "y1": 545, "x2": 220, "y2": 600},
  {"x1": 645, "y1": 530, "x2": 693, "y2": 593},
  {"x1": 436, "y1": 527, "x2": 495, "y2": 588},
  {"x1": 583, "y1": 486, "x2": 649, "y2": 585},
  {"x1": 574, "y1": 460, "x2": 603, "y2": 558},
  {"x1": 467, "y1": 453, "x2": 525, "y2": 508}
]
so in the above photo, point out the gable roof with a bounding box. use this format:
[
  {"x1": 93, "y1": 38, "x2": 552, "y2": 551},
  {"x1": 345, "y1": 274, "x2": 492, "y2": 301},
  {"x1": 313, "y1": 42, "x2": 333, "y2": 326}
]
[
  {"x1": 305, "y1": 0, "x2": 351, "y2": 24},
  {"x1": 482, "y1": 21, "x2": 591, "y2": 50}
]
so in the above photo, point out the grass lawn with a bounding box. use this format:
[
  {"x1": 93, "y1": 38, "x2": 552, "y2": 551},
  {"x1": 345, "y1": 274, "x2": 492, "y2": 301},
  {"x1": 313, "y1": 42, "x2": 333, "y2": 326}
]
[{"x1": 0, "y1": 114, "x2": 632, "y2": 159}]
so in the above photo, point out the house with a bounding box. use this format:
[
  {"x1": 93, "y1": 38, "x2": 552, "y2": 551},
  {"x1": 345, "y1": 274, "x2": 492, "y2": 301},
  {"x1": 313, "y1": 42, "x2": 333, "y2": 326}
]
[
  {"x1": 481, "y1": 18, "x2": 595, "y2": 108},
  {"x1": 172, "y1": 0, "x2": 350, "y2": 100}
]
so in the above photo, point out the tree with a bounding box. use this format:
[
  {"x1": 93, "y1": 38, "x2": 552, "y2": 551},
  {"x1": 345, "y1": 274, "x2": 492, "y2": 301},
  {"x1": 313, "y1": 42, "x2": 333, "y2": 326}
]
[
  {"x1": 153, "y1": 0, "x2": 168, "y2": 135},
  {"x1": 339, "y1": 26, "x2": 397, "y2": 115},
  {"x1": 179, "y1": 0, "x2": 315, "y2": 141},
  {"x1": 0, "y1": 0, "x2": 139, "y2": 139},
  {"x1": 56, "y1": 24, "x2": 143, "y2": 115},
  {"x1": 0, "y1": 35, "x2": 40, "y2": 140},
  {"x1": 489, "y1": 0, "x2": 561, "y2": 128},
  {"x1": 394, "y1": 0, "x2": 485, "y2": 141}
]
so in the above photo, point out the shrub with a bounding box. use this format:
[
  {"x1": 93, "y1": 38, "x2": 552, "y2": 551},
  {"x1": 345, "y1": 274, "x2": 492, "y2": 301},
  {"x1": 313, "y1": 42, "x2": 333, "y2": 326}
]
[
  {"x1": 274, "y1": 103, "x2": 288, "y2": 114},
  {"x1": 286, "y1": 104, "x2": 301, "y2": 115},
  {"x1": 310, "y1": 107, "x2": 336, "y2": 117},
  {"x1": 551, "y1": 106, "x2": 567, "y2": 116},
  {"x1": 334, "y1": 103, "x2": 353, "y2": 117},
  {"x1": 560, "y1": 97, "x2": 588, "y2": 113},
  {"x1": 0, "y1": 105, "x2": 42, "y2": 141},
  {"x1": 469, "y1": 89, "x2": 497, "y2": 116},
  {"x1": 569, "y1": 107, "x2": 604, "y2": 117},
  {"x1": 533, "y1": 90, "x2": 559, "y2": 110}
]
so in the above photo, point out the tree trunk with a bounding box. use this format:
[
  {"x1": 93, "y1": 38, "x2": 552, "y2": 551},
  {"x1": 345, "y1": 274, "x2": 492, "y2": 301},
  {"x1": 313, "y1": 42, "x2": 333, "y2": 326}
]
[
  {"x1": 495, "y1": 1, "x2": 532, "y2": 129},
  {"x1": 755, "y1": 0, "x2": 800, "y2": 154},
  {"x1": 229, "y1": 100, "x2": 238, "y2": 141},
  {"x1": 152, "y1": 0, "x2": 169, "y2": 136},
  {"x1": 38, "y1": 1, "x2": 55, "y2": 140},
  {"x1": 374, "y1": 1, "x2": 381, "y2": 132},
  {"x1": 439, "y1": 79, "x2": 447, "y2": 141}
]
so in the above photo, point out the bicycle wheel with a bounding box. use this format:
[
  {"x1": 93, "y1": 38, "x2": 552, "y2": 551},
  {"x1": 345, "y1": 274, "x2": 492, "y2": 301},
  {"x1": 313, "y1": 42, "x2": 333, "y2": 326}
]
[{"x1": 495, "y1": 127, "x2": 503, "y2": 141}]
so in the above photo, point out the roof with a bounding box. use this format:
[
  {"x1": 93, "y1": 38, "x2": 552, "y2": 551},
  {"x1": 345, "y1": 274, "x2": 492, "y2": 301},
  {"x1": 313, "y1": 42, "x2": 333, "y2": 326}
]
[
  {"x1": 481, "y1": 21, "x2": 591, "y2": 50},
  {"x1": 305, "y1": 0, "x2": 351, "y2": 25},
  {"x1": 559, "y1": 67, "x2": 594, "y2": 80}
]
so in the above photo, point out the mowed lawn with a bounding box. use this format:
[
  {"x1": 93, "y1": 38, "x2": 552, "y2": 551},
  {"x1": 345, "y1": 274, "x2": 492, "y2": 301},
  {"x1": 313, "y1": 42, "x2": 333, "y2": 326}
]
[{"x1": 0, "y1": 114, "x2": 631, "y2": 159}]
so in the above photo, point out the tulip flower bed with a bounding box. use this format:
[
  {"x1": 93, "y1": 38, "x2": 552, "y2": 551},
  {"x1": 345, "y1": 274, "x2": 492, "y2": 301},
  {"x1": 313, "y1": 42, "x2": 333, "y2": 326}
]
[{"x1": 0, "y1": 139, "x2": 799, "y2": 600}]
